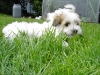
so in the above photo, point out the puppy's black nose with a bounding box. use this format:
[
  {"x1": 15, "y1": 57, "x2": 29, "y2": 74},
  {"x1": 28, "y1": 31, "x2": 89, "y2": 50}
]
[{"x1": 72, "y1": 30, "x2": 78, "y2": 34}]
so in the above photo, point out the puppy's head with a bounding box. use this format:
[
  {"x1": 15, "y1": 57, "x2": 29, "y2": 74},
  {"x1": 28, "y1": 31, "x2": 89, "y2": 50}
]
[{"x1": 53, "y1": 12, "x2": 82, "y2": 37}]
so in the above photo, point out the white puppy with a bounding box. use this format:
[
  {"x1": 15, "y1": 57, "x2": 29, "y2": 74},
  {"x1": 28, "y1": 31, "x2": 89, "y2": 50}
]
[{"x1": 2, "y1": 4, "x2": 82, "y2": 46}]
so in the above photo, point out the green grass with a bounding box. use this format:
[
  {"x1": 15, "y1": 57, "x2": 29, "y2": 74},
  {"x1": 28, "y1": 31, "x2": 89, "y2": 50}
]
[{"x1": 0, "y1": 14, "x2": 100, "y2": 75}]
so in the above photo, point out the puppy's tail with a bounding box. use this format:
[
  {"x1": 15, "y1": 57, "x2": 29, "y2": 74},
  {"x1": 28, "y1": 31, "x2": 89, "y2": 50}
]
[{"x1": 64, "y1": 4, "x2": 76, "y2": 12}]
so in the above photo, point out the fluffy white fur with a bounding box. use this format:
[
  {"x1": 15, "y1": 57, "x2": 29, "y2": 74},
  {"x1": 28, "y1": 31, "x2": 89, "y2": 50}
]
[
  {"x1": 2, "y1": 21, "x2": 55, "y2": 39},
  {"x1": 2, "y1": 4, "x2": 82, "y2": 46},
  {"x1": 64, "y1": 4, "x2": 76, "y2": 12}
]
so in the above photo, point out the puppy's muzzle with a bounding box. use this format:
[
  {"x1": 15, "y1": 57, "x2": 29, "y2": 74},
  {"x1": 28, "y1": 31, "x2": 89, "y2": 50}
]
[
  {"x1": 72, "y1": 30, "x2": 78, "y2": 34},
  {"x1": 72, "y1": 29, "x2": 82, "y2": 37}
]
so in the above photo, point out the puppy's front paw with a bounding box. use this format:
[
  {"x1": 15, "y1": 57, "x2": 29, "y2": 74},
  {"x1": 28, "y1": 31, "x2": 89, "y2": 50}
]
[{"x1": 62, "y1": 41, "x2": 68, "y2": 47}]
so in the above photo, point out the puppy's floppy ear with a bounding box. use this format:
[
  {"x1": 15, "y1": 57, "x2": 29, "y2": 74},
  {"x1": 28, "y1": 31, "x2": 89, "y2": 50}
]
[{"x1": 53, "y1": 14, "x2": 64, "y2": 26}]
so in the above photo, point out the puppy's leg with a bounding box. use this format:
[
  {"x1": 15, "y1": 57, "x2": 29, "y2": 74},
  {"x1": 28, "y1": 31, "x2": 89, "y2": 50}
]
[
  {"x1": 54, "y1": 29, "x2": 69, "y2": 47},
  {"x1": 62, "y1": 41, "x2": 68, "y2": 47}
]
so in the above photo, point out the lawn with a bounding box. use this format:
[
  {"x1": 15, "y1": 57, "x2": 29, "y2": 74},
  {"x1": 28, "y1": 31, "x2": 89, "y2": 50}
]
[{"x1": 0, "y1": 14, "x2": 100, "y2": 75}]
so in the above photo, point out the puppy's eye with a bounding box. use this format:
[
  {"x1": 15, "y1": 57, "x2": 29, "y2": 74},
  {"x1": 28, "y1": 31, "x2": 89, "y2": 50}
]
[
  {"x1": 65, "y1": 22, "x2": 70, "y2": 27},
  {"x1": 76, "y1": 22, "x2": 79, "y2": 25}
]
